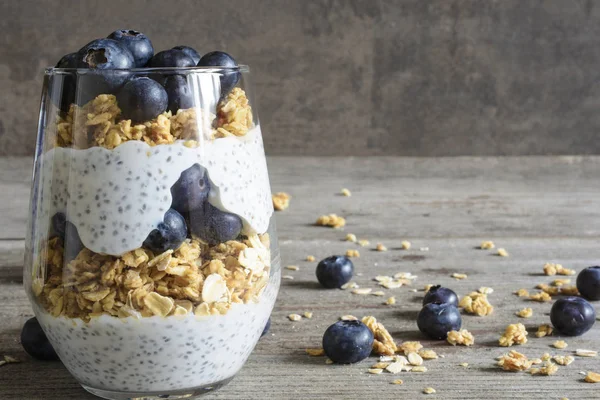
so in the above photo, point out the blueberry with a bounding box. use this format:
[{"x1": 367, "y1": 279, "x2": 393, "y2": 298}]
[
  {"x1": 423, "y1": 285, "x2": 459, "y2": 307},
  {"x1": 188, "y1": 203, "x2": 243, "y2": 245},
  {"x1": 51, "y1": 212, "x2": 67, "y2": 239},
  {"x1": 550, "y1": 297, "x2": 596, "y2": 336},
  {"x1": 197, "y1": 51, "x2": 240, "y2": 96},
  {"x1": 173, "y1": 46, "x2": 201, "y2": 64},
  {"x1": 322, "y1": 320, "x2": 374, "y2": 364},
  {"x1": 164, "y1": 75, "x2": 194, "y2": 114},
  {"x1": 146, "y1": 49, "x2": 196, "y2": 68},
  {"x1": 315, "y1": 256, "x2": 354, "y2": 289},
  {"x1": 417, "y1": 302, "x2": 462, "y2": 340},
  {"x1": 143, "y1": 209, "x2": 188, "y2": 253},
  {"x1": 116, "y1": 77, "x2": 168, "y2": 123},
  {"x1": 76, "y1": 39, "x2": 135, "y2": 101},
  {"x1": 50, "y1": 53, "x2": 78, "y2": 112},
  {"x1": 170, "y1": 164, "x2": 210, "y2": 213},
  {"x1": 64, "y1": 221, "x2": 84, "y2": 263},
  {"x1": 107, "y1": 29, "x2": 154, "y2": 67},
  {"x1": 21, "y1": 317, "x2": 59, "y2": 361},
  {"x1": 261, "y1": 317, "x2": 271, "y2": 338},
  {"x1": 577, "y1": 266, "x2": 600, "y2": 301}
]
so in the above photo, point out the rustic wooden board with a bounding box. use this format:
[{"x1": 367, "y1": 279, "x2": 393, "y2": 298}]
[{"x1": 1, "y1": 156, "x2": 600, "y2": 399}]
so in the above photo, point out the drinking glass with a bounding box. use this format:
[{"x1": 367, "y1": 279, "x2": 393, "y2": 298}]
[{"x1": 24, "y1": 65, "x2": 280, "y2": 399}]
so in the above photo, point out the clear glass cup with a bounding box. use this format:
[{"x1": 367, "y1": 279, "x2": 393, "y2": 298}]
[{"x1": 24, "y1": 66, "x2": 280, "y2": 399}]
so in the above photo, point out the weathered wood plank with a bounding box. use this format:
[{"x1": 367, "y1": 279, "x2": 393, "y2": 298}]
[{"x1": 1, "y1": 156, "x2": 600, "y2": 399}]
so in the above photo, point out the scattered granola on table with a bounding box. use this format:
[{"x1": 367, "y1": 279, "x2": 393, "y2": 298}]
[
  {"x1": 535, "y1": 324, "x2": 553, "y2": 338},
  {"x1": 345, "y1": 233, "x2": 357, "y2": 242},
  {"x1": 345, "y1": 249, "x2": 360, "y2": 258},
  {"x1": 499, "y1": 323, "x2": 528, "y2": 347},
  {"x1": 400, "y1": 241, "x2": 411, "y2": 250},
  {"x1": 362, "y1": 316, "x2": 398, "y2": 356},
  {"x1": 340, "y1": 188, "x2": 351, "y2": 197},
  {"x1": 516, "y1": 308, "x2": 533, "y2": 318},
  {"x1": 543, "y1": 263, "x2": 575, "y2": 276},
  {"x1": 553, "y1": 340, "x2": 568, "y2": 349},
  {"x1": 272, "y1": 192, "x2": 291, "y2": 211},
  {"x1": 316, "y1": 214, "x2": 346, "y2": 228},
  {"x1": 584, "y1": 371, "x2": 600, "y2": 383},
  {"x1": 480, "y1": 241, "x2": 495, "y2": 249},
  {"x1": 497, "y1": 248, "x2": 509, "y2": 257},
  {"x1": 529, "y1": 291, "x2": 552, "y2": 302},
  {"x1": 459, "y1": 292, "x2": 494, "y2": 316},
  {"x1": 529, "y1": 361, "x2": 559, "y2": 376},
  {"x1": 498, "y1": 350, "x2": 533, "y2": 372},
  {"x1": 376, "y1": 243, "x2": 387, "y2": 252},
  {"x1": 447, "y1": 329, "x2": 474, "y2": 346}
]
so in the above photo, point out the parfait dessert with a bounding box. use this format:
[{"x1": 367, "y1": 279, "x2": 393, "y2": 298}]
[{"x1": 24, "y1": 30, "x2": 279, "y2": 399}]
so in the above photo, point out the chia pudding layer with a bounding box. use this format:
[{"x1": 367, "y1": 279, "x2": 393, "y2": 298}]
[
  {"x1": 35, "y1": 268, "x2": 280, "y2": 393},
  {"x1": 34, "y1": 125, "x2": 273, "y2": 256}
]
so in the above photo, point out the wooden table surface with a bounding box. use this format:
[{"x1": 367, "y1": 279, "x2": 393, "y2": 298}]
[{"x1": 1, "y1": 156, "x2": 600, "y2": 399}]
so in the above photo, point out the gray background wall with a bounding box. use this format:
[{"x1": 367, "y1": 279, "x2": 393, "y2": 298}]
[{"x1": 1, "y1": 0, "x2": 600, "y2": 156}]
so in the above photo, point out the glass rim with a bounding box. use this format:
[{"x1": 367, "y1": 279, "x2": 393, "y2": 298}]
[{"x1": 45, "y1": 65, "x2": 250, "y2": 74}]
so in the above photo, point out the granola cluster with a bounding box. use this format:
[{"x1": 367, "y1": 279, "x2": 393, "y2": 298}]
[
  {"x1": 499, "y1": 323, "x2": 528, "y2": 347},
  {"x1": 35, "y1": 234, "x2": 270, "y2": 321},
  {"x1": 54, "y1": 88, "x2": 254, "y2": 150},
  {"x1": 362, "y1": 316, "x2": 398, "y2": 356},
  {"x1": 459, "y1": 292, "x2": 494, "y2": 316}
]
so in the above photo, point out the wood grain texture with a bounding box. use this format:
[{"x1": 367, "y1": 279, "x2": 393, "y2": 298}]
[{"x1": 1, "y1": 156, "x2": 600, "y2": 399}]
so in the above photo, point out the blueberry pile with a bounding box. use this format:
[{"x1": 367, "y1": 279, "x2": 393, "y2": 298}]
[
  {"x1": 417, "y1": 286, "x2": 461, "y2": 340},
  {"x1": 51, "y1": 29, "x2": 240, "y2": 116}
]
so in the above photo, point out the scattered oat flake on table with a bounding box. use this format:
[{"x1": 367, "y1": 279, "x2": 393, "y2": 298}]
[
  {"x1": 412, "y1": 366, "x2": 427, "y2": 372},
  {"x1": 282, "y1": 275, "x2": 294, "y2": 280},
  {"x1": 325, "y1": 358, "x2": 333, "y2": 364},
  {"x1": 345, "y1": 233, "x2": 357, "y2": 242},
  {"x1": 385, "y1": 296, "x2": 396, "y2": 305},
  {"x1": 352, "y1": 288, "x2": 372, "y2": 295},
  {"x1": 497, "y1": 248, "x2": 509, "y2": 257},
  {"x1": 340, "y1": 315, "x2": 358, "y2": 321},
  {"x1": 385, "y1": 362, "x2": 407, "y2": 374},
  {"x1": 585, "y1": 371, "x2": 600, "y2": 383},
  {"x1": 341, "y1": 281, "x2": 358, "y2": 290},
  {"x1": 288, "y1": 313, "x2": 302, "y2": 321},
  {"x1": 399, "y1": 341, "x2": 423, "y2": 354},
  {"x1": 358, "y1": 239, "x2": 370, "y2": 247},
  {"x1": 478, "y1": 286, "x2": 494, "y2": 294},
  {"x1": 400, "y1": 240, "x2": 411, "y2": 250},
  {"x1": 341, "y1": 188, "x2": 352, "y2": 197},
  {"x1": 516, "y1": 308, "x2": 533, "y2": 318},
  {"x1": 372, "y1": 361, "x2": 391, "y2": 369},
  {"x1": 552, "y1": 278, "x2": 571, "y2": 286},
  {"x1": 390, "y1": 379, "x2": 403, "y2": 385},
  {"x1": 368, "y1": 368, "x2": 383, "y2": 374},
  {"x1": 553, "y1": 340, "x2": 568, "y2": 349},
  {"x1": 272, "y1": 192, "x2": 291, "y2": 211},
  {"x1": 285, "y1": 265, "x2": 299, "y2": 271},
  {"x1": 560, "y1": 285, "x2": 580, "y2": 295},
  {"x1": 306, "y1": 255, "x2": 316, "y2": 262},
  {"x1": 499, "y1": 323, "x2": 528, "y2": 347},
  {"x1": 346, "y1": 249, "x2": 360, "y2": 258},
  {"x1": 372, "y1": 291, "x2": 386, "y2": 296},
  {"x1": 381, "y1": 281, "x2": 403, "y2": 289},
  {"x1": 536, "y1": 283, "x2": 560, "y2": 295},
  {"x1": 408, "y1": 352, "x2": 424, "y2": 366},
  {"x1": 576, "y1": 349, "x2": 597, "y2": 357},
  {"x1": 530, "y1": 361, "x2": 559, "y2": 376},
  {"x1": 452, "y1": 272, "x2": 468, "y2": 280},
  {"x1": 316, "y1": 214, "x2": 346, "y2": 228},
  {"x1": 480, "y1": 241, "x2": 495, "y2": 250},
  {"x1": 423, "y1": 387, "x2": 436, "y2": 394},
  {"x1": 306, "y1": 348, "x2": 325, "y2": 356},
  {"x1": 529, "y1": 291, "x2": 552, "y2": 302},
  {"x1": 459, "y1": 362, "x2": 469, "y2": 367},
  {"x1": 447, "y1": 329, "x2": 475, "y2": 346},
  {"x1": 303, "y1": 311, "x2": 313, "y2": 319},
  {"x1": 418, "y1": 349, "x2": 438, "y2": 359},
  {"x1": 376, "y1": 243, "x2": 388, "y2": 252}
]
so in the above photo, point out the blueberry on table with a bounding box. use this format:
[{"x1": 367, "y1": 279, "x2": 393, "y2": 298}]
[
  {"x1": 577, "y1": 266, "x2": 600, "y2": 301},
  {"x1": 417, "y1": 302, "x2": 462, "y2": 340},
  {"x1": 146, "y1": 49, "x2": 196, "y2": 68},
  {"x1": 188, "y1": 203, "x2": 243, "y2": 245},
  {"x1": 64, "y1": 221, "x2": 84, "y2": 263},
  {"x1": 107, "y1": 29, "x2": 154, "y2": 67},
  {"x1": 423, "y1": 285, "x2": 459, "y2": 307},
  {"x1": 50, "y1": 53, "x2": 78, "y2": 112},
  {"x1": 164, "y1": 75, "x2": 194, "y2": 114},
  {"x1": 116, "y1": 77, "x2": 168, "y2": 123},
  {"x1": 170, "y1": 164, "x2": 210, "y2": 213},
  {"x1": 322, "y1": 320, "x2": 374, "y2": 364},
  {"x1": 261, "y1": 317, "x2": 271, "y2": 338},
  {"x1": 21, "y1": 317, "x2": 59, "y2": 361},
  {"x1": 315, "y1": 255, "x2": 354, "y2": 289},
  {"x1": 550, "y1": 297, "x2": 596, "y2": 336},
  {"x1": 143, "y1": 209, "x2": 188, "y2": 253},
  {"x1": 173, "y1": 45, "x2": 201, "y2": 64},
  {"x1": 197, "y1": 51, "x2": 240, "y2": 96}
]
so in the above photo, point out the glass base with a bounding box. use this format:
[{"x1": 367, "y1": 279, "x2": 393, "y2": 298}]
[{"x1": 81, "y1": 377, "x2": 234, "y2": 400}]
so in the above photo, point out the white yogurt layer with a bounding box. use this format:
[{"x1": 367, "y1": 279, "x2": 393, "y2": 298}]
[
  {"x1": 35, "y1": 126, "x2": 273, "y2": 256},
  {"x1": 36, "y1": 268, "x2": 280, "y2": 393}
]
